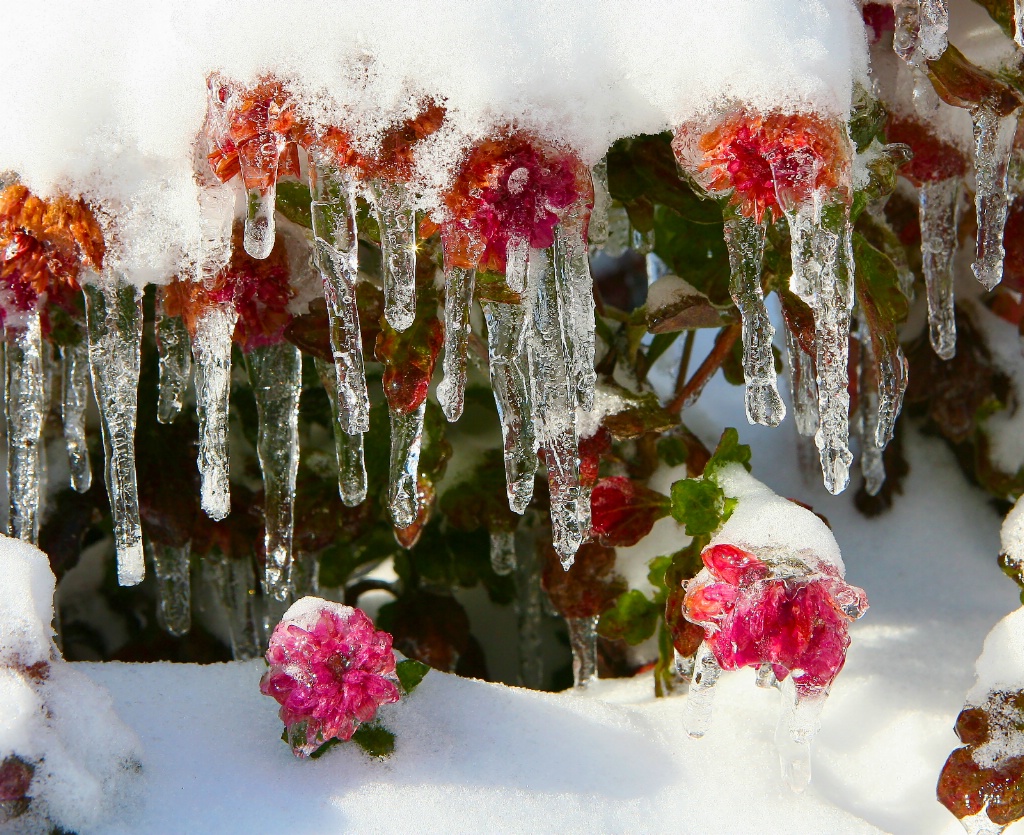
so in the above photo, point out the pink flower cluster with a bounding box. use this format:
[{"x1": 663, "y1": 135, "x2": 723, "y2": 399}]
[
  {"x1": 683, "y1": 544, "x2": 868, "y2": 694},
  {"x1": 260, "y1": 603, "x2": 401, "y2": 757}
]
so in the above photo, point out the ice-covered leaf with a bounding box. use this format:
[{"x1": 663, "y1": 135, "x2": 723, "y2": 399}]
[
  {"x1": 669, "y1": 478, "x2": 733, "y2": 537},
  {"x1": 926, "y1": 44, "x2": 1024, "y2": 117},
  {"x1": 395, "y1": 658, "x2": 430, "y2": 694},
  {"x1": 590, "y1": 476, "x2": 670, "y2": 547},
  {"x1": 599, "y1": 387, "x2": 678, "y2": 440},
  {"x1": 703, "y1": 427, "x2": 753, "y2": 482},
  {"x1": 645, "y1": 274, "x2": 726, "y2": 332},
  {"x1": 597, "y1": 589, "x2": 660, "y2": 645}
]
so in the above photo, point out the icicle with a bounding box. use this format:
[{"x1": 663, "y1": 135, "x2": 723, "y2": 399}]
[
  {"x1": 482, "y1": 301, "x2": 538, "y2": 514},
  {"x1": 489, "y1": 528, "x2": 516, "y2": 576},
  {"x1": 858, "y1": 330, "x2": 887, "y2": 497},
  {"x1": 436, "y1": 265, "x2": 476, "y2": 422},
  {"x1": 208, "y1": 554, "x2": 261, "y2": 660},
  {"x1": 787, "y1": 203, "x2": 855, "y2": 495},
  {"x1": 368, "y1": 180, "x2": 417, "y2": 332},
  {"x1": 308, "y1": 152, "x2": 370, "y2": 435},
  {"x1": 60, "y1": 340, "x2": 92, "y2": 493},
  {"x1": 388, "y1": 402, "x2": 425, "y2": 529},
  {"x1": 516, "y1": 529, "x2": 544, "y2": 688},
  {"x1": 314, "y1": 357, "x2": 367, "y2": 507},
  {"x1": 783, "y1": 320, "x2": 818, "y2": 437},
  {"x1": 646, "y1": 251, "x2": 668, "y2": 285},
  {"x1": 5, "y1": 313, "x2": 44, "y2": 543},
  {"x1": 192, "y1": 305, "x2": 237, "y2": 521},
  {"x1": 588, "y1": 160, "x2": 611, "y2": 250},
  {"x1": 567, "y1": 615, "x2": 599, "y2": 688},
  {"x1": 919, "y1": 178, "x2": 962, "y2": 359},
  {"x1": 525, "y1": 246, "x2": 585, "y2": 566},
  {"x1": 723, "y1": 210, "x2": 786, "y2": 427},
  {"x1": 237, "y1": 140, "x2": 282, "y2": 260},
  {"x1": 1016, "y1": 0, "x2": 1024, "y2": 49},
  {"x1": 774, "y1": 675, "x2": 827, "y2": 793},
  {"x1": 893, "y1": 0, "x2": 948, "y2": 66},
  {"x1": 971, "y1": 109, "x2": 1018, "y2": 291},
  {"x1": 683, "y1": 641, "x2": 722, "y2": 738},
  {"x1": 554, "y1": 211, "x2": 597, "y2": 412},
  {"x1": 146, "y1": 540, "x2": 191, "y2": 637},
  {"x1": 245, "y1": 342, "x2": 301, "y2": 601},
  {"x1": 291, "y1": 550, "x2": 321, "y2": 599},
  {"x1": 505, "y1": 236, "x2": 529, "y2": 294},
  {"x1": 155, "y1": 298, "x2": 191, "y2": 424},
  {"x1": 84, "y1": 280, "x2": 145, "y2": 585},
  {"x1": 756, "y1": 663, "x2": 779, "y2": 690},
  {"x1": 603, "y1": 204, "x2": 631, "y2": 258}
]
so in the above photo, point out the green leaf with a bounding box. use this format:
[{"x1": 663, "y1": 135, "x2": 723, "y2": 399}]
[
  {"x1": 647, "y1": 555, "x2": 672, "y2": 596},
  {"x1": 308, "y1": 737, "x2": 340, "y2": 760},
  {"x1": 703, "y1": 427, "x2": 752, "y2": 483},
  {"x1": 656, "y1": 436, "x2": 688, "y2": 467},
  {"x1": 669, "y1": 478, "x2": 731, "y2": 536},
  {"x1": 275, "y1": 180, "x2": 313, "y2": 229},
  {"x1": 351, "y1": 724, "x2": 396, "y2": 758},
  {"x1": 597, "y1": 589, "x2": 660, "y2": 645},
  {"x1": 396, "y1": 658, "x2": 430, "y2": 694}
]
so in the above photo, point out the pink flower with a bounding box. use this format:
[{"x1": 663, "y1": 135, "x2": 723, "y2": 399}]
[
  {"x1": 260, "y1": 601, "x2": 401, "y2": 758},
  {"x1": 683, "y1": 543, "x2": 867, "y2": 694}
]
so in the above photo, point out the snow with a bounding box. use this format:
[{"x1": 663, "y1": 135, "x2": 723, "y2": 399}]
[
  {"x1": 0, "y1": 537, "x2": 57, "y2": 666},
  {"x1": 968, "y1": 608, "x2": 1024, "y2": 704},
  {"x1": 0, "y1": 0, "x2": 867, "y2": 286}
]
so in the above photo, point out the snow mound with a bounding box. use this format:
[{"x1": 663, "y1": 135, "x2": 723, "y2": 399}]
[
  {"x1": 967, "y1": 606, "x2": 1024, "y2": 703},
  {"x1": 0, "y1": 536, "x2": 140, "y2": 834}
]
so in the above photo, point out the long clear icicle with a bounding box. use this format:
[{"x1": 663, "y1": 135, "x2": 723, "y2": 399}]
[
  {"x1": 437, "y1": 265, "x2": 476, "y2": 422},
  {"x1": 483, "y1": 301, "x2": 538, "y2": 514},
  {"x1": 368, "y1": 180, "x2": 417, "y2": 332},
  {"x1": 567, "y1": 615, "x2": 599, "y2": 688},
  {"x1": 60, "y1": 340, "x2": 92, "y2": 493},
  {"x1": 683, "y1": 641, "x2": 722, "y2": 738},
  {"x1": 858, "y1": 328, "x2": 887, "y2": 496},
  {"x1": 5, "y1": 313, "x2": 45, "y2": 542},
  {"x1": 155, "y1": 296, "x2": 191, "y2": 424},
  {"x1": 526, "y1": 246, "x2": 585, "y2": 566},
  {"x1": 775, "y1": 676, "x2": 828, "y2": 793},
  {"x1": 237, "y1": 142, "x2": 282, "y2": 260},
  {"x1": 553, "y1": 210, "x2": 597, "y2": 412},
  {"x1": 919, "y1": 178, "x2": 962, "y2": 359},
  {"x1": 971, "y1": 109, "x2": 1018, "y2": 290},
  {"x1": 192, "y1": 306, "x2": 237, "y2": 520},
  {"x1": 783, "y1": 320, "x2": 819, "y2": 437},
  {"x1": 723, "y1": 210, "x2": 786, "y2": 427},
  {"x1": 314, "y1": 357, "x2": 367, "y2": 506},
  {"x1": 788, "y1": 201, "x2": 856, "y2": 495},
  {"x1": 309, "y1": 154, "x2": 370, "y2": 434},
  {"x1": 893, "y1": 0, "x2": 949, "y2": 66},
  {"x1": 146, "y1": 540, "x2": 191, "y2": 637},
  {"x1": 84, "y1": 280, "x2": 145, "y2": 585},
  {"x1": 245, "y1": 342, "x2": 301, "y2": 601},
  {"x1": 388, "y1": 402, "x2": 425, "y2": 529}
]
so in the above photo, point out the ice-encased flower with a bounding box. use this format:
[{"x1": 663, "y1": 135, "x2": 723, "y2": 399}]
[
  {"x1": 260, "y1": 600, "x2": 401, "y2": 758},
  {"x1": 683, "y1": 543, "x2": 868, "y2": 693}
]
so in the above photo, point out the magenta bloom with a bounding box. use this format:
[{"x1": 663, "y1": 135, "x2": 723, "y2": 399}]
[
  {"x1": 683, "y1": 544, "x2": 867, "y2": 694},
  {"x1": 260, "y1": 600, "x2": 401, "y2": 757}
]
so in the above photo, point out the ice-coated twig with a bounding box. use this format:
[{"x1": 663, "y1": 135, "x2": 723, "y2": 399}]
[
  {"x1": 723, "y1": 208, "x2": 786, "y2": 427},
  {"x1": 155, "y1": 294, "x2": 191, "y2": 424},
  {"x1": 483, "y1": 300, "x2": 538, "y2": 514},
  {"x1": 554, "y1": 209, "x2": 597, "y2": 412},
  {"x1": 368, "y1": 179, "x2": 417, "y2": 332},
  {"x1": 683, "y1": 641, "x2": 722, "y2": 738},
  {"x1": 388, "y1": 402, "x2": 425, "y2": 529},
  {"x1": 919, "y1": 178, "x2": 962, "y2": 359},
  {"x1": 489, "y1": 528, "x2": 516, "y2": 576},
  {"x1": 783, "y1": 318, "x2": 818, "y2": 437},
  {"x1": 308, "y1": 151, "x2": 370, "y2": 435},
  {"x1": 146, "y1": 540, "x2": 191, "y2": 637},
  {"x1": 567, "y1": 615, "x2": 599, "y2": 688},
  {"x1": 314, "y1": 357, "x2": 367, "y2": 507},
  {"x1": 436, "y1": 265, "x2": 476, "y2": 422},
  {"x1": 192, "y1": 305, "x2": 237, "y2": 521},
  {"x1": 245, "y1": 342, "x2": 301, "y2": 601},
  {"x1": 5, "y1": 313, "x2": 45, "y2": 543},
  {"x1": 893, "y1": 0, "x2": 948, "y2": 66},
  {"x1": 971, "y1": 109, "x2": 1018, "y2": 291},
  {"x1": 525, "y1": 245, "x2": 585, "y2": 566},
  {"x1": 84, "y1": 279, "x2": 145, "y2": 585},
  {"x1": 774, "y1": 675, "x2": 827, "y2": 793},
  {"x1": 60, "y1": 339, "x2": 92, "y2": 493}
]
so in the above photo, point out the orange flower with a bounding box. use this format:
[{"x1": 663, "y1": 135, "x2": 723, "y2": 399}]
[{"x1": 673, "y1": 111, "x2": 847, "y2": 223}]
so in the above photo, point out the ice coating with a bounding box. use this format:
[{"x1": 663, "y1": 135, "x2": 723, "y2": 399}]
[
  {"x1": 919, "y1": 178, "x2": 962, "y2": 359},
  {"x1": 0, "y1": 1, "x2": 867, "y2": 285}
]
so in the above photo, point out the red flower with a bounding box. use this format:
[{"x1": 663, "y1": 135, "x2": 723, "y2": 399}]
[
  {"x1": 589, "y1": 476, "x2": 671, "y2": 548},
  {"x1": 673, "y1": 111, "x2": 847, "y2": 223}
]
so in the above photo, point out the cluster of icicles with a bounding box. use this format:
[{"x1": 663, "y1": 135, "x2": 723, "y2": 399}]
[{"x1": 2, "y1": 3, "x2": 1022, "y2": 608}]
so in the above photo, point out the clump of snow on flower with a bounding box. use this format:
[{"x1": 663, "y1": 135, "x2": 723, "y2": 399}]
[
  {"x1": 0, "y1": 536, "x2": 140, "y2": 834},
  {"x1": 0, "y1": 0, "x2": 867, "y2": 286},
  {"x1": 261, "y1": 597, "x2": 400, "y2": 758},
  {"x1": 967, "y1": 607, "x2": 1024, "y2": 704}
]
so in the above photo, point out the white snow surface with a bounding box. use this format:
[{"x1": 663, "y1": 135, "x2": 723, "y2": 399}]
[
  {"x1": 0, "y1": 537, "x2": 58, "y2": 666},
  {"x1": 0, "y1": 0, "x2": 867, "y2": 286},
  {"x1": 968, "y1": 607, "x2": 1024, "y2": 703}
]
